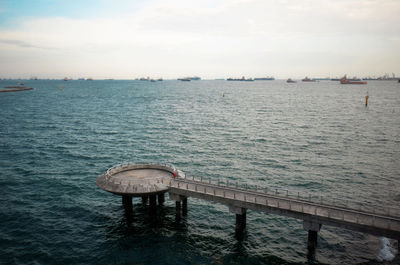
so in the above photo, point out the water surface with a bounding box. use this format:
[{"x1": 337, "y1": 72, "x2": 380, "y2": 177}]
[{"x1": 0, "y1": 79, "x2": 399, "y2": 264}]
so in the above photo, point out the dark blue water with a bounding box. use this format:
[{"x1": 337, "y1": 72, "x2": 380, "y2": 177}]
[{"x1": 1, "y1": 79, "x2": 399, "y2": 264}]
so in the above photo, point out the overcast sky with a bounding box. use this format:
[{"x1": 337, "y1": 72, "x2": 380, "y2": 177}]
[{"x1": 0, "y1": 0, "x2": 399, "y2": 79}]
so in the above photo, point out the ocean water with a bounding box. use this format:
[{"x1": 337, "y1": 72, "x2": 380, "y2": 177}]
[{"x1": 0, "y1": 79, "x2": 399, "y2": 265}]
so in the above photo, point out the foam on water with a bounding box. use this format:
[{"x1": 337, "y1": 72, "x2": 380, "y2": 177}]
[{"x1": 376, "y1": 237, "x2": 397, "y2": 262}]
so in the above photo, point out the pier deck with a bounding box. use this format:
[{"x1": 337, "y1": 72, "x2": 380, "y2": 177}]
[
  {"x1": 166, "y1": 177, "x2": 400, "y2": 240},
  {"x1": 97, "y1": 163, "x2": 400, "y2": 251}
]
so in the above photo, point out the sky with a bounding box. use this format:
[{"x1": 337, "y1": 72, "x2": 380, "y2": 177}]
[{"x1": 0, "y1": 0, "x2": 399, "y2": 79}]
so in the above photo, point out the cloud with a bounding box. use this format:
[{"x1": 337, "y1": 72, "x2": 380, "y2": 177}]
[
  {"x1": 0, "y1": 38, "x2": 57, "y2": 50},
  {"x1": 0, "y1": 0, "x2": 399, "y2": 78},
  {"x1": 0, "y1": 39, "x2": 39, "y2": 48}
]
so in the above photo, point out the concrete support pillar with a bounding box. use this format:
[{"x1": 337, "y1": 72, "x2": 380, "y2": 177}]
[
  {"x1": 157, "y1": 193, "x2": 165, "y2": 205},
  {"x1": 176, "y1": 201, "x2": 181, "y2": 217},
  {"x1": 303, "y1": 220, "x2": 322, "y2": 251},
  {"x1": 235, "y1": 213, "x2": 247, "y2": 233},
  {"x1": 122, "y1": 195, "x2": 132, "y2": 207},
  {"x1": 142, "y1": 196, "x2": 148, "y2": 205},
  {"x1": 169, "y1": 193, "x2": 187, "y2": 220},
  {"x1": 182, "y1": 198, "x2": 188, "y2": 215},
  {"x1": 149, "y1": 195, "x2": 157, "y2": 208},
  {"x1": 229, "y1": 205, "x2": 247, "y2": 234},
  {"x1": 307, "y1": 230, "x2": 318, "y2": 250}
]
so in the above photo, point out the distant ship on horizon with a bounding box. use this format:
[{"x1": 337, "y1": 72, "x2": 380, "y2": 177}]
[
  {"x1": 340, "y1": 75, "x2": 367, "y2": 84},
  {"x1": 302, "y1": 77, "x2": 316, "y2": 82},
  {"x1": 227, "y1": 76, "x2": 254, "y2": 81},
  {"x1": 178, "y1": 76, "x2": 201, "y2": 81},
  {"x1": 254, "y1": 76, "x2": 275, "y2": 81}
]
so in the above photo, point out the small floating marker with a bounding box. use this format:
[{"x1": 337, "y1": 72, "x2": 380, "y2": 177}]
[
  {"x1": 365, "y1": 92, "x2": 369, "y2": 107},
  {"x1": 174, "y1": 170, "x2": 177, "y2": 178},
  {"x1": 60, "y1": 84, "x2": 63, "y2": 91}
]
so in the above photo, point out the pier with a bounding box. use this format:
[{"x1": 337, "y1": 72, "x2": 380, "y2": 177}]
[
  {"x1": 97, "y1": 163, "x2": 400, "y2": 252},
  {"x1": 96, "y1": 163, "x2": 181, "y2": 209}
]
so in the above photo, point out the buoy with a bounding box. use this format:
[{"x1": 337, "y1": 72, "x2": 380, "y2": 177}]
[
  {"x1": 60, "y1": 84, "x2": 62, "y2": 91},
  {"x1": 174, "y1": 170, "x2": 177, "y2": 178},
  {"x1": 365, "y1": 92, "x2": 369, "y2": 107}
]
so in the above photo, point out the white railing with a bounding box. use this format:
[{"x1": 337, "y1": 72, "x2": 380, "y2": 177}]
[
  {"x1": 105, "y1": 162, "x2": 185, "y2": 180},
  {"x1": 171, "y1": 175, "x2": 400, "y2": 219},
  {"x1": 104, "y1": 162, "x2": 185, "y2": 188},
  {"x1": 169, "y1": 179, "x2": 400, "y2": 230},
  {"x1": 102, "y1": 163, "x2": 399, "y2": 219}
]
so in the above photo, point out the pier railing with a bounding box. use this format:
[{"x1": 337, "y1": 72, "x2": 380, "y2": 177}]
[
  {"x1": 104, "y1": 163, "x2": 183, "y2": 186},
  {"x1": 162, "y1": 174, "x2": 400, "y2": 219},
  {"x1": 105, "y1": 163, "x2": 400, "y2": 219}
]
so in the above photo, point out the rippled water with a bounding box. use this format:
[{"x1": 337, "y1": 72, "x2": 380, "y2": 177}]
[{"x1": 0, "y1": 79, "x2": 399, "y2": 264}]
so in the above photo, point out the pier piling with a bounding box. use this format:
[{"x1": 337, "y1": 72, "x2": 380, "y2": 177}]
[
  {"x1": 157, "y1": 193, "x2": 165, "y2": 205},
  {"x1": 122, "y1": 195, "x2": 132, "y2": 208},
  {"x1": 149, "y1": 195, "x2": 157, "y2": 208},
  {"x1": 229, "y1": 206, "x2": 247, "y2": 234},
  {"x1": 303, "y1": 220, "x2": 321, "y2": 250},
  {"x1": 142, "y1": 196, "x2": 148, "y2": 205},
  {"x1": 307, "y1": 230, "x2": 318, "y2": 250},
  {"x1": 176, "y1": 201, "x2": 181, "y2": 217},
  {"x1": 182, "y1": 198, "x2": 188, "y2": 215},
  {"x1": 235, "y1": 213, "x2": 247, "y2": 233}
]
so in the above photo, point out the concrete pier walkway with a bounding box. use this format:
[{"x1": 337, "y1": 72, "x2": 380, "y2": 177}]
[
  {"x1": 97, "y1": 163, "x2": 400, "y2": 252},
  {"x1": 166, "y1": 177, "x2": 400, "y2": 241}
]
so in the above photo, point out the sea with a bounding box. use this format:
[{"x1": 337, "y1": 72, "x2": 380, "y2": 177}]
[{"x1": 0, "y1": 79, "x2": 399, "y2": 265}]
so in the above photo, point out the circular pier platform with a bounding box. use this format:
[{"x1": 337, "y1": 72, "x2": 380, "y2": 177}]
[{"x1": 96, "y1": 163, "x2": 184, "y2": 196}]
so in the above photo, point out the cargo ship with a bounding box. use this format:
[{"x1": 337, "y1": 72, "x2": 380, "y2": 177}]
[
  {"x1": 227, "y1": 76, "x2": 254, "y2": 81},
  {"x1": 302, "y1": 77, "x2": 316, "y2": 82},
  {"x1": 254, "y1": 77, "x2": 275, "y2": 80},
  {"x1": 340, "y1": 75, "x2": 367, "y2": 85}
]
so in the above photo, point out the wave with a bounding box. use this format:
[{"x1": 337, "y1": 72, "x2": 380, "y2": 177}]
[{"x1": 376, "y1": 237, "x2": 397, "y2": 262}]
